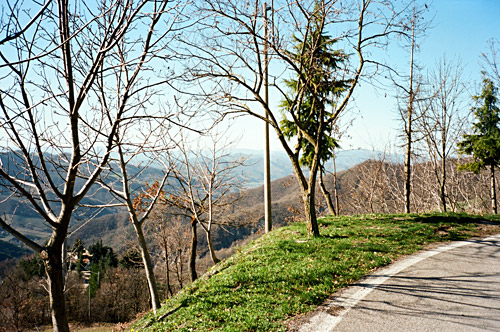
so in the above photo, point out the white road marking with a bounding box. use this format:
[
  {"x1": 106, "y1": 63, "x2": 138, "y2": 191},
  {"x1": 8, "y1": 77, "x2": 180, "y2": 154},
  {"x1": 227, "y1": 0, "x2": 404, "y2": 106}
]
[{"x1": 299, "y1": 234, "x2": 500, "y2": 332}]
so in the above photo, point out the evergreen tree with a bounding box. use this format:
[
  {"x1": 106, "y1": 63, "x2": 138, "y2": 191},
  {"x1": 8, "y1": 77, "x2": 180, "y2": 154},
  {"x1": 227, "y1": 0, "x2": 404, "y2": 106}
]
[
  {"x1": 86, "y1": 240, "x2": 118, "y2": 296},
  {"x1": 18, "y1": 254, "x2": 45, "y2": 279},
  {"x1": 280, "y1": 3, "x2": 349, "y2": 220},
  {"x1": 280, "y1": 17, "x2": 348, "y2": 167},
  {"x1": 88, "y1": 240, "x2": 118, "y2": 269},
  {"x1": 458, "y1": 77, "x2": 500, "y2": 213}
]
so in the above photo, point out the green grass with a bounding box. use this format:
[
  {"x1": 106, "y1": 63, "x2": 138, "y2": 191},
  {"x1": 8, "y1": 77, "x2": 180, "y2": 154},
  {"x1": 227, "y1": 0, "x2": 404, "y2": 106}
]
[{"x1": 131, "y1": 212, "x2": 500, "y2": 332}]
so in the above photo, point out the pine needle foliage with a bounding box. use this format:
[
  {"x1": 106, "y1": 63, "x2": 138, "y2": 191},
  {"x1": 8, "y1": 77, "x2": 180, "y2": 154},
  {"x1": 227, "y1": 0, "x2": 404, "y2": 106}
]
[
  {"x1": 458, "y1": 77, "x2": 500, "y2": 173},
  {"x1": 279, "y1": 2, "x2": 350, "y2": 168}
]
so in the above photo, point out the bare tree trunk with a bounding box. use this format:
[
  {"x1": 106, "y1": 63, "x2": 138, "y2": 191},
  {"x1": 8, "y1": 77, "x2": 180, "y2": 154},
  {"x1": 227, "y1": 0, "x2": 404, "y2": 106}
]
[
  {"x1": 439, "y1": 115, "x2": 448, "y2": 212},
  {"x1": 42, "y1": 245, "x2": 69, "y2": 332},
  {"x1": 404, "y1": 0, "x2": 417, "y2": 214},
  {"x1": 404, "y1": 141, "x2": 412, "y2": 213},
  {"x1": 440, "y1": 155, "x2": 447, "y2": 212},
  {"x1": 62, "y1": 240, "x2": 67, "y2": 303},
  {"x1": 206, "y1": 230, "x2": 220, "y2": 265},
  {"x1": 176, "y1": 254, "x2": 184, "y2": 288},
  {"x1": 301, "y1": 132, "x2": 322, "y2": 237},
  {"x1": 189, "y1": 217, "x2": 198, "y2": 282},
  {"x1": 117, "y1": 147, "x2": 164, "y2": 314},
  {"x1": 491, "y1": 165, "x2": 497, "y2": 214},
  {"x1": 304, "y1": 190, "x2": 319, "y2": 236},
  {"x1": 333, "y1": 154, "x2": 340, "y2": 215},
  {"x1": 163, "y1": 238, "x2": 173, "y2": 297},
  {"x1": 319, "y1": 167, "x2": 336, "y2": 216},
  {"x1": 263, "y1": 1, "x2": 272, "y2": 233},
  {"x1": 132, "y1": 223, "x2": 161, "y2": 313}
]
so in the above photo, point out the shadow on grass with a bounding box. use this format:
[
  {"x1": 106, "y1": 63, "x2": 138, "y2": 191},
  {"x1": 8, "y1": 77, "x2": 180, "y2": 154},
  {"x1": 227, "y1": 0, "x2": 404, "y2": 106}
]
[
  {"x1": 321, "y1": 234, "x2": 349, "y2": 240},
  {"x1": 411, "y1": 213, "x2": 500, "y2": 226}
]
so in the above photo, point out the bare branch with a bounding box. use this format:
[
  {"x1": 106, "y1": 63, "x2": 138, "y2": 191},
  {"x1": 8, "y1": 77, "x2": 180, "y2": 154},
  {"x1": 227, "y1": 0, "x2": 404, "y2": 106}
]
[{"x1": 0, "y1": 216, "x2": 43, "y2": 253}]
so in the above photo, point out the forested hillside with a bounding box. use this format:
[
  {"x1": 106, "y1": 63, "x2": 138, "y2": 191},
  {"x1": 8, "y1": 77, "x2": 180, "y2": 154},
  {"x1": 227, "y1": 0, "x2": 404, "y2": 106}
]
[
  {"x1": 48, "y1": 156, "x2": 500, "y2": 258},
  {"x1": 1, "y1": 152, "x2": 496, "y2": 272},
  {"x1": 0, "y1": 148, "x2": 374, "y2": 262}
]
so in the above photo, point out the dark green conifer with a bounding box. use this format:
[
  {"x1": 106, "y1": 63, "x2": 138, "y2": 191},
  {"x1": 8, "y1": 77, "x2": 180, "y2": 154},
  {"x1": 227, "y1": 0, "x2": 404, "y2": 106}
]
[{"x1": 458, "y1": 77, "x2": 500, "y2": 213}]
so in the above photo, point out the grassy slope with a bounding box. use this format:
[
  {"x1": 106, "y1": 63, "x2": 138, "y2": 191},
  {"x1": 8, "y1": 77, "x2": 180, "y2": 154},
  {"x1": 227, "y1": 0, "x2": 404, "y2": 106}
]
[{"x1": 132, "y1": 213, "x2": 500, "y2": 332}]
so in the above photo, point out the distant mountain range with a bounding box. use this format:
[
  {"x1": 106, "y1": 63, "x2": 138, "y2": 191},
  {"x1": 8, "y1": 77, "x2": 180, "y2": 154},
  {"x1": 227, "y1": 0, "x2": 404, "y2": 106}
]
[{"x1": 232, "y1": 148, "x2": 382, "y2": 187}]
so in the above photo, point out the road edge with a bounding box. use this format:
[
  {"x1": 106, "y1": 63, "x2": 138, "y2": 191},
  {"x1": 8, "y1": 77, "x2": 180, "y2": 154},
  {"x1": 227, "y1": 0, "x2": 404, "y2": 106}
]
[{"x1": 295, "y1": 234, "x2": 500, "y2": 332}]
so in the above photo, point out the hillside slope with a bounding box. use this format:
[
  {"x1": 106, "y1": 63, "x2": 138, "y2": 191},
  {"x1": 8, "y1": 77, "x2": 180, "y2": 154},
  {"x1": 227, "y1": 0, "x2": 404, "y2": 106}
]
[{"x1": 131, "y1": 213, "x2": 500, "y2": 332}]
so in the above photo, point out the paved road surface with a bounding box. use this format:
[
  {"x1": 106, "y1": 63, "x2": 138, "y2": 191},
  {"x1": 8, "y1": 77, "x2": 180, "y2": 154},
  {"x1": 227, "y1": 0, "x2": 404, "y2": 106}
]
[{"x1": 298, "y1": 234, "x2": 500, "y2": 332}]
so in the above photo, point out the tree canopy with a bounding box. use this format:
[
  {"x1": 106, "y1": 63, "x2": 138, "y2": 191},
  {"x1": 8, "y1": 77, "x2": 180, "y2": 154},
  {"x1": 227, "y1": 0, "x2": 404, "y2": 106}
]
[
  {"x1": 279, "y1": 9, "x2": 349, "y2": 168},
  {"x1": 458, "y1": 77, "x2": 500, "y2": 173}
]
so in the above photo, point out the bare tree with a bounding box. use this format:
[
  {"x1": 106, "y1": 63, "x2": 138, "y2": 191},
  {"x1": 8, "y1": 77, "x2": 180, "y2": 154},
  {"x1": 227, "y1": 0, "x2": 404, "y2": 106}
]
[
  {"x1": 91, "y1": 0, "x2": 189, "y2": 313},
  {"x1": 319, "y1": 120, "x2": 353, "y2": 216},
  {"x1": 0, "y1": 267, "x2": 50, "y2": 331},
  {"x1": 392, "y1": 0, "x2": 430, "y2": 213},
  {"x1": 341, "y1": 148, "x2": 404, "y2": 215},
  {"x1": 482, "y1": 38, "x2": 500, "y2": 86},
  {"x1": 450, "y1": 157, "x2": 495, "y2": 213},
  {"x1": 403, "y1": 18, "x2": 416, "y2": 214},
  {"x1": 194, "y1": 133, "x2": 246, "y2": 264},
  {"x1": 416, "y1": 56, "x2": 468, "y2": 212},
  {"x1": 165, "y1": 129, "x2": 246, "y2": 270},
  {"x1": 100, "y1": 153, "x2": 170, "y2": 313},
  {"x1": 146, "y1": 212, "x2": 190, "y2": 297},
  {"x1": 181, "y1": 0, "x2": 410, "y2": 236},
  {"x1": 0, "y1": 0, "x2": 184, "y2": 330}
]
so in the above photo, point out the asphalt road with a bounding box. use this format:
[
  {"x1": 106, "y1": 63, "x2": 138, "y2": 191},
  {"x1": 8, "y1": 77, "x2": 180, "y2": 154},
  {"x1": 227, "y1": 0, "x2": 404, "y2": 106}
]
[{"x1": 298, "y1": 234, "x2": 500, "y2": 332}]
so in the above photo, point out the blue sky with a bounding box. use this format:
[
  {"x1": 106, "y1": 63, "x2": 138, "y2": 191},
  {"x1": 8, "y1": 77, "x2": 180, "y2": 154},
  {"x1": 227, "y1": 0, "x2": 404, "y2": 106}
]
[
  {"x1": 349, "y1": 0, "x2": 500, "y2": 151},
  {"x1": 229, "y1": 0, "x2": 500, "y2": 153},
  {"x1": 3, "y1": 0, "x2": 496, "y2": 155}
]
